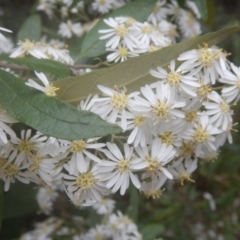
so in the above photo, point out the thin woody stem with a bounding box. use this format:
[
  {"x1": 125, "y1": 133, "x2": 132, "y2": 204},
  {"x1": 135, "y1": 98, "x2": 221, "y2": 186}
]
[{"x1": 0, "y1": 62, "x2": 29, "y2": 70}]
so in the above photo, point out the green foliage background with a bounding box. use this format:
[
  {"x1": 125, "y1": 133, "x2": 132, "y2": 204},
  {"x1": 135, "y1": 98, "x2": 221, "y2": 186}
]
[{"x1": 1, "y1": 0, "x2": 240, "y2": 239}]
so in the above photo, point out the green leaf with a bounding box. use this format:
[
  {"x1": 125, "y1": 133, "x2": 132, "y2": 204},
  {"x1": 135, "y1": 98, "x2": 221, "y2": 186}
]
[
  {"x1": 17, "y1": 14, "x2": 41, "y2": 42},
  {"x1": 79, "y1": 0, "x2": 157, "y2": 58},
  {"x1": 194, "y1": 0, "x2": 208, "y2": 21},
  {"x1": 127, "y1": 186, "x2": 139, "y2": 221},
  {"x1": 141, "y1": 224, "x2": 165, "y2": 240},
  {"x1": 0, "y1": 69, "x2": 121, "y2": 140},
  {"x1": 54, "y1": 25, "x2": 240, "y2": 105},
  {"x1": 0, "y1": 182, "x2": 3, "y2": 231},
  {"x1": 0, "y1": 55, "x2": 72, "y2": 78}
]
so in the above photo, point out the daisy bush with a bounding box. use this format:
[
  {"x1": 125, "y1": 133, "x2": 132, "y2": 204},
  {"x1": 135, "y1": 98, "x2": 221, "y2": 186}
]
[{"x1": 1, "y1": 0, "x2": 240, "y2": 239}]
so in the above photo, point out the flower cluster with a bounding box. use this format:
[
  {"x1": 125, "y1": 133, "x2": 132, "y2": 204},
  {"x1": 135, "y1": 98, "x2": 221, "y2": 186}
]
[
  {"x1": 10, "y1": 38, "x2": 74, "y2": 64},
  {"x1": 1, "y1": 42, "x2": 239, "y2": 209},
  {"x1": 99, "y1": 0, "x2": 203, "y2": 63},
  {"x1": 20, "y1": 203, "x2": 142, "y2": 240}
]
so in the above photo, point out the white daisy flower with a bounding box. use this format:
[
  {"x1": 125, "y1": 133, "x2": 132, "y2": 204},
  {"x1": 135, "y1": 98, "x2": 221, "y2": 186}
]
[
  {"x1": 219, "y1": 63, "x2": 240, "y2": 103},
  {"x1": 25, "y1": 72, "x2": 59, "y2": 97},
  {"x1": 64, "y1": 138, "x2": 105, "y2": 175},
  {"x1": 150, "y1": 60, "x2": 200, "y2": 96},
  {"x1": 126, "y1": 112, "x2": 152, "y2": 147},
  {"x1": 203, "y1": 91, "x2": 233, "y2": 131},
  {"x1": 64, "y1": 157, "x2": 108, "y2": 202},
  {"x1": 186, "y1": 0, "x2": 201, "y2": 19},
  {"x1": 11, "y1": 129, "x2": 47, "y2": 162},
  {"x1": 10, "y1": 39, "x2": 48, "y2": 59},
  {"x1": 36, "y1": 0, "x2": 54, "y2": 18},
  {"x1": 92, "y1": 0, "x2": 114, "y2": 14},
  {"x1": 27, "y1": 143, "x2": 65, "y2": 186},
  {"x1": 178, "y1": 45, "x2": 225, "y2": 84},
  {"x1": 106, "y1": 42, "x2": 142, "y2": 62},
  {"x1": 134, "y1": 21, "x2": 164, "y2": 46},
  {"x1": 177, "y1": 9, "x2": 201, "y2": 39},
  {"x1": 98, "y1": 17, "x2": 139, "y2": 51},
  {"x1": 83, "y1": 225, "x2": 108, "y2": 240},
  {"x1": 0, "y1": 149, "x2": 30, "y2": 191},
  {"x1": 43, "y1": 45, "x2": 74, "y2": 65},
  {"x1": 91, "y1": 85, "x2": 139, "y2": 131},
  {"x1": 147, "y1": 0, "x2": 169, "y2": 25},
  {"x1": 36, "y1": 186, "x2": 59, "y2": 215},
  {"x1": 130, "y1": 82, "x2": 185, "y2": 123},
  {"x1": 98, "y1": 143, "x2": 146, "y2": 195},
  {"x1": 140, "y1": 174, "x2": 167, "y2": 199},
  {"x1": 182, "y1": 115, "x2": 222, "y2": 156},
  {"x1": 93, "y1": 198, "x2": 115, "y2": 215},
  {"x1": 135, "y1": 138, "x2": 176, "y2": 179},
  {"x1": 158, "y1": 20, "x2": 179, "y2": 43},
  {"x1": 58, "y1": 20, "x2": 83, "y2": 38},
  {"x1": 168, "y1": 157, "x2": 197, "y2": 185},
  {"x1": 156, "y1": 118, "x2": 185, "y2": 147},
  {"x1": 215, "y1": 122, "x2": 238, "y2": 147}
]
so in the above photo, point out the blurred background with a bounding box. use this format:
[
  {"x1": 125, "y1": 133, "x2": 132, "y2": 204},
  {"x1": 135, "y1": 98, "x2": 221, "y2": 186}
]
[{"x1": 1, "y1": 0, "x2": 240, "y2": 239}]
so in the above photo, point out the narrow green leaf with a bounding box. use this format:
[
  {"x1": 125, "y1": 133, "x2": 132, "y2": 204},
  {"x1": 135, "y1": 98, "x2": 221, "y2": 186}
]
[
  {"x1": 54, "y1": 25, "x2": 240, "y2": 105},
  {"x1": 194, "y1": 0, "x2": 208, "y2": 21},
  {"x1": 17, "y1": 14, "x2": 41, "y2": 42},
  {"x1": 141, "y1": 224, "x2": 165, "y2": 240},
  {"x1": 80, "y1": 0, "x2": 157, "y2": 58},
  {"x1": 127, "y1": 186, "x2": 139, "y2": 221},
  {"x1": 0, "y1": 181, "x2": 3, "y2": 231},
  {"x1": 0, "y1": 70, "x2": 121, "y2": 140},
  {"x1": 0, "y1": 55, "x2": 71, "y2": 78}
]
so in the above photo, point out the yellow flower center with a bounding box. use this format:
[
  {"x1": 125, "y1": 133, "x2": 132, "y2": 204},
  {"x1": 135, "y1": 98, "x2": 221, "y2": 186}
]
[
  {"x1": 169, "y1": 27, "x2": 177, "y2": 37},
  {"x1": 167, "y1": 72, "x2": 181, "y2": 86},
  {"x1": 71, "y1": 140, "x2": 86, "y2": 152},
  {"x1": 45, "y1": 85, "x2": 59, "y2": 97},
  {"x1": 111, "y1": 93, "x2": 128, "y2": 110},
  {"x1": 160, "y1": 132, "x2": 174, "y2": 146},
  {"x1": 180, "y1": 141, "x2": 195, "y2": 157},
  {"x1": 185, "y1": 111, "x2": 197, "y2": 123},
  {"x1": 117, "y1": 159, "x2": 129, "y2": 172},
  {"x1": 76, "y1": 172, "x2": 94, "y2": 189},
  {"x1": 219, "y1": 101, "x2": 231, "y2": 114},
  {"x1": 20, "y1": 39, "x2": 35, "y2": 51},
  {"x1": 237, "y1": 79, "x2": 240, "y2": 89},
  {"x1": 116, "y1": 26, "x2": 127, "y2": 37},
  {"x1": 134, "y1": 116, "x2": 145, "y2": 126},
  {"x1": 0, "y1": 157, "x2": 7, "y2": 169},
  {"x1": 198, "y1": 45, "x2": 217, "y2": 67},
  {"x1": 5, "y1": 163, "x2": 18, "y2": 176},
  {"x1": 99, "y1": 0, "x2": 106, "y2": 4},
  {"x1": 117, "y1": 47, "x2": 128, "y2": 57},
  {"x1": 197, "y1": 82, "x2": 212, "y2": 98},
  {"x1": 142, "y1": 25, "x2": 153, "y2": 34},
  {"x1": 178, "y1": 172, "x2": 195, "y2": 186},
  {"x1": 95, "y1": 233, "x2": 104, "y2": 240},
  {"x1": 151, "y1": 100, "x2": 170, "y2": 121},
  {"x1": 125, "y1": 17, "x2": 136, "y2": 27},
  {"x1": 118, "y1": 216, "x2": 132, "y2": 224},
  {"x1": 149, "y1": 45, "x2": 160, "y2": 52},
  {"x1": 186, "y1": 12, "x2": 195, "y2": 27},
  {"x1": 146, "y1": 157, "x2": 159, "y2": 171},
  {"x1": 194, "y1": 127, "x2": 210, "y2": 143},
  {"x1": 142, "y1": 189, "x2": 163, "y2": 199},
  {"x1": 18, "y1": 140, "x2": 34, "y2": 154}
]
